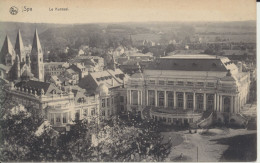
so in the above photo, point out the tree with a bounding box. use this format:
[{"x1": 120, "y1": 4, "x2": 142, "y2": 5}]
[
  {"x1": 0, "y1": 101, "x2": 61, "y2": 162},
  {"x1": 94, "y1": 117, "x2": 172, "y2": 161}
]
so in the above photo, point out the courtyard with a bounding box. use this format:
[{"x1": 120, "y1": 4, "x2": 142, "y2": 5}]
[{"x1": 162, "y1": 128, "x2": 257, "y2": 162}]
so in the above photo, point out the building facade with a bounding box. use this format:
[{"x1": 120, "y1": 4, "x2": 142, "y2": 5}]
[{"x1": 126, "y1": 55, "x2": 250, "y2": 125}]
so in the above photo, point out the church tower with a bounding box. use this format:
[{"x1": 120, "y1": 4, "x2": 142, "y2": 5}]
[
  {"x1": 0, "y1": 35, "x2": 16, "y2": 66},
  {"x1": 15, "y1": 29, "x2": 26, "y2": 63},
  {"x1": 31, "y1": 29, "x2": 44, "y2": 81},
  {"x1": 14, "y1": 55, "x2": 20, "y2": 80}
]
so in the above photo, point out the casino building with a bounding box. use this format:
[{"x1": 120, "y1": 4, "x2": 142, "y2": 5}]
[{"x1": 126, "y1": 55, "x2": 250, "y2": 125}]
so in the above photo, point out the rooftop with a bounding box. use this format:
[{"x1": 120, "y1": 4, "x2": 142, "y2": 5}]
[
  {"x1": 162, "y1": 54, "x2": 219, "y2": 59},
  {"x1": 146, "y1": 55, "x2": 228, "y2": 72}
]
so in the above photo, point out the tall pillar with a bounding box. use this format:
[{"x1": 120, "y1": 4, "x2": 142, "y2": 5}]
[
  {"x1": 174, "y1": 91, "x2": 177, "y2": 109},
  {"x1": 193, "y1": 92, "x2": 196, "y2": 111},
  {"x1": 183, "y1": 92, "x2": 186, "y2": 110},
  {"x1": 230, "y1": 96, "x2": 234, "y2": 113},
  {"x1": 146, "y1": 90, "x2": 149, "y2": 105},
  {"x1": 140, "y1": 91, "x2": 143, "y2": 106},
  {"x1": 234, "y1": 96, "x2": 237, "y2": 113},
  {"x1": 53, "y1": 113, "x2": 56, "y2": 125},
  {"x1": 164, "y1": 91, "x2": 167, "y2": 107},
  {"x1": 214, "y1": 94, "x2": 217, "y2": 111},
  {"x1": 129, "y1": 90, "x2": 131, "y2": 105},
  {"x1": 155, "y1": 90, "x2": 158, "y2": 107},
  {"x1": 203, "y1": 93, "x2": 206, "y2": 111},
  {"x1": 137, "y1": 91, "x2": 139, "y2": 105},
  {"x1": 219, "y1": 95, "x2": 223, "y2": 112},
  {"x1": 61, "y1": 113, "x2": 63, "y2": 125},
  {"x1": 216, "y1": 94, "x2": 219, "y2": 112}
]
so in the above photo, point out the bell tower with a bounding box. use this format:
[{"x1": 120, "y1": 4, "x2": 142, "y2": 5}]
[{"x1": 31, "y1": 29, "x2": 44, "y2": 81}]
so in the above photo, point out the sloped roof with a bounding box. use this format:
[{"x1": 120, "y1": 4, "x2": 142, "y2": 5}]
[
  {"x1": 21, "y1": 69, "x2": 34, "y2": 78},
  {"x1": 146, "y1": 55, "x2": 228, "y2": 72},
  {"x1": 0, "y1": 64, "x2": 10, "y2": 71},
  {"x1": 15, "y1": 80, "x2": 61, "y2": 95},
  {"x1": 0, "y1": 35, "x2": 15, "y2": 63},
  {"x1": 78, "y1": 68, "x2": 125, "y2": 94}
]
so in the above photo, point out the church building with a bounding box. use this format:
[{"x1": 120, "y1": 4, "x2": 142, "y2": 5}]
[{"x1": 0, "y1": 29, "x2": 44, "y2": 82}]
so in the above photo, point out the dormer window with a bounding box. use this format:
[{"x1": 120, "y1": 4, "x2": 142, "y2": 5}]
[
  {"x1": 212, "y1": 63, "x2": 217, "y2": 67},
  {"x1": 192, "y1": 63, "x2": 197, "y2": 66}
]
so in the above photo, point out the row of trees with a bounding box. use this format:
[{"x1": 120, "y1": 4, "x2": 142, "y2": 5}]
[{"x1": 0, "y1": 100, "x2": 172, "y2": 162}]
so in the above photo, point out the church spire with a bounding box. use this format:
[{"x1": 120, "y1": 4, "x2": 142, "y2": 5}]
[
  {"x1": 15, "y1": 29, "x2": 26, "y2": 63},
  {"x1": 31, "y1": 28, "x2": 44, "y2": 81},
  {"x1": 31, "y1": 28, "x2": 42, "y2": 54},
  {"x1": 0, "y1": 35, "x2": 16, "y2": 65}
]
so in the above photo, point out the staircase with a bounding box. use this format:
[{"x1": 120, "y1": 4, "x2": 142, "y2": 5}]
[
  {"x1": 197, "y1": 112, "x2": 214, "y2": 128},
  {"x1": 190, "y1": 110, "x2": 213, "y2": 129}
]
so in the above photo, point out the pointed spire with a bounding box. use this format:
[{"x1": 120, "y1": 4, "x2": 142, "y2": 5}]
[
  {"x1": 0, "y1": 35, "x2": 15, "y2": 64},
  {"x1": 15, "y1": 29, "x2": 25, "y2": 62},
  {"x1": 31, "y1": 28, "x2": 42, "y2": 54}
]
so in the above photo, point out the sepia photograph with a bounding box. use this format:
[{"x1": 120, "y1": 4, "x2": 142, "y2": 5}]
[{"x1": 0, "y1": 0, "x2": 257, "y2": 162}]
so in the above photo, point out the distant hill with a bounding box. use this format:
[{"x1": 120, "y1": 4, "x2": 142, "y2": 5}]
[{"x1": 0, "y1": 21, "x2": 256, "y2": 51}]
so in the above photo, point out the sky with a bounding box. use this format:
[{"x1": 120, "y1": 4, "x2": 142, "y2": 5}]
[{"x1": 0, "y1": 0, "x2": 256, "y2": 24}]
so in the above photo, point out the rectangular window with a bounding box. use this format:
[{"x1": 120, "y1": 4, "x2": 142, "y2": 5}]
[
  {"x1": 111, "y1": 97, "x2": 114, "y2": 105},
  {"x1": 207, "y1": 82, "x2": 215, "y2": 87},
  {"x1": 158, "y1": 91, "x2": 165, "y2": 107},
  {"x1": 102, "y1": 110, "x2": 105, "y2": 116},
  {"x1": 197, "y1": 82, "x2": 204, "y2": 87},
  {"x1": 158, "y1": 80, "x2": 165, "y2": 85},
  {"x1": 120, "y1": 96, "x2": 124, "y2": 102},
  {"x1": 187, "y1": 82, "x2": 194, "y2": 86},
  {"x1": 102, "y1": 99, "x2": 105, "y2": 107},
  {"x1": 177, "y1": 81, "x2": 184, "y2": 86},
  {"x1": 148, "y1": 90, "x2": 155, "y2": 106},
  {"x1": 131, "y1": 90, "x2": 138, "y2": 105},
  {"x1": 51, "y1": 117, "x2": 54, "y2": 124},
  {"x1": 167, "y1": 81, "x2": 174, "y2": 85},
  {"x1": 84, "y1": 109, "x2": 88, "y2": 116},
  {"x1": 56, "y1": 117, "x2": 60, "y2": 123},
  {"x1": 107, "y1": 110, "x2": 110, "y2": 116},
  {"x1": 63, "y1": 114, "x2": 67, "y2": 123},
  {"x1": 147, "y1": 80, "x2": 155, "y2": 85},
  {"x1": 107, "y1": 98, "x2": 110, "y2": 107},
  {"x1": 91, "y1": 108, "x2": 95, "y2": 116}
]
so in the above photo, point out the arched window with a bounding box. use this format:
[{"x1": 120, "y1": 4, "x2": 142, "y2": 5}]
[
  {"x1": 148, "y1": 90, "x2": 155, "y2": 106},
  {"x1": 177, "y1": 93, "x2": 183, "y2": 108},
  {"x1": 158, "y1": 91, "x2": 164, "y2": 107},
  {"x1": 197, "y1": 94, "x2": 203, "y2": 110},
  {"x1": 187, "y1": 94, "x2": 193, "y2": 109},
  {"x1": 167, "y1": 92, "x2": 174, "y2": 107},
  {"x1": 131, "y1": 90, "x2": 138, "y2": 105}
]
